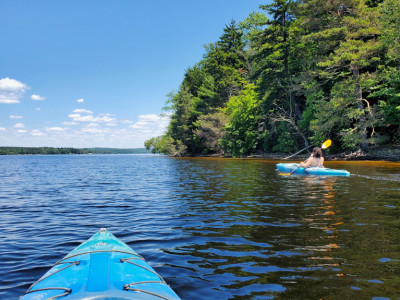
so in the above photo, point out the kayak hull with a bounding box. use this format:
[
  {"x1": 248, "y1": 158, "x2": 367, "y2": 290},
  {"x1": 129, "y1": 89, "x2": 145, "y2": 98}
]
[
  {"x1": 20, "y1": 228, "x2": 180, "y2": 300},
  {"x1": 276, "y1": 163, "x2": 350, "y2": 176}
]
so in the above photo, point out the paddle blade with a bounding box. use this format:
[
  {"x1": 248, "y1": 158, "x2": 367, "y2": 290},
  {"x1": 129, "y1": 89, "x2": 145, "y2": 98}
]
[{"x1": 321, "y1": 139, "x2": 332, "y2": 149}]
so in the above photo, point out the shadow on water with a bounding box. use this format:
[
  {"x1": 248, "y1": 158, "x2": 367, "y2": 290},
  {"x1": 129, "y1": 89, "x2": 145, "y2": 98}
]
[{"x1": 0, "y1": 156, "x2": 399, "y2": 299}]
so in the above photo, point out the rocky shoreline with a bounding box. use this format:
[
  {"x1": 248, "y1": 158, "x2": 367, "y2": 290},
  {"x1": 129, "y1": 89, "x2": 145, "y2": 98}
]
[
  {"x1": 327, "y1": 149, "x2": 400, "y2": 162},
  {"x1": 198, "y1": 148, "x2": 400, "y2": 162}
]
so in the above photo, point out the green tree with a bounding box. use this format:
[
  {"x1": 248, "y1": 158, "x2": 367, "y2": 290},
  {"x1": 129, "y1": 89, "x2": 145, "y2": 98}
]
[
  {"x1": 165, "y1": 88, "x2": 199, "y2": 155},
  {"x1": 147, "y1": 21, "x2": 249, "y2": 157},
  {"x1": 144, "y1": 136, "x2": 185, "y2": 156},
  {"x1": 238, "y1": 12, "x2": 269, "y2": 48},
  {"x1": 316, "y1": 0, "x2": 383, "y2": 150},
  {"x1": 367, "y1": 0, "x2": 400, "y2": 145},
  {"x1": 203, "y1": 20, "x2": 248, "y2": 105},
  {"x1": 194, "y1": 110, "x2": 228, "y2": 154},
  {"x1": 379, "y1": 0, "x2": 400, "y2": 60},
  {"x1": 296, "y1": 0, "x2": 384, "y2": 151},
  {"x1": 252, "y1": 0, "x2": 311, "y2": 152},
  {"x1": 221, "y1": 84, "x2": 261, "y2": 157}
]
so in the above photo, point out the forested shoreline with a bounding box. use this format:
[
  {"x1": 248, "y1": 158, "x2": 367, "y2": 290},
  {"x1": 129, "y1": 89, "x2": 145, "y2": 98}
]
[
  {"x1": 145, "y1": 0, "x2": 400, "y2": 160},
  {"x1": 0, "y1": 147, "x2": 150, "y2": 155}
]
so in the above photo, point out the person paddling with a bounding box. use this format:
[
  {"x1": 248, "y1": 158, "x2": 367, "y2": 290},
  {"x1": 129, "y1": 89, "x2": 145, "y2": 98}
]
[{"x1": 298, "y1": 147, "x2": 324, "y2": 168}]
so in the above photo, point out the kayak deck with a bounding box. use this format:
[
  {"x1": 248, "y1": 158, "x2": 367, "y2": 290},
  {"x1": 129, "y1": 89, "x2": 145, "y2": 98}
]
[
  {"x1": 276, "y1": 163, "x2": 350, "y2": 176},
  {"x1": 21, "y1": 228, "x2": 180, "y2": 300}
]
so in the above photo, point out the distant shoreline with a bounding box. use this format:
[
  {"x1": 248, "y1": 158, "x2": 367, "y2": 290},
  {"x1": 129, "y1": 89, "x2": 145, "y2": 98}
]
[{"x1": 0, "y1": 147, "x2": 151, "y2": 155}]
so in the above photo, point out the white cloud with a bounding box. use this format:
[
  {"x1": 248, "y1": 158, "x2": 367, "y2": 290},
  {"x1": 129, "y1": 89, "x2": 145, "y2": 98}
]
[
  {"x1": 68, "y1": 113, "x2": 81, "y2": 119},
  {"x1": 36, "y1": 108, "x2": 41, "y2": 111},
  {"x1": 62, "y1": 121, "x2": 78, "y2": 126},
  {"x1": 0, "y1": 78, "x2": 29, "y2": 104},
  {"x1": 46, "y1": 127, "x2": 65, "y2": 132},
  {"x1": 14, "y1": 123, "x2": 25, "y2": 129},
  {"x1": 81, "y1": 127, "x2": 106, "y2": 133},
  {"x1": 0, "y1": 78, "x2": 26, "y2": 90},
  {"x1": 10, "y1": 115, "x2": 23, "y2": 119},
  {"x1": 77, "y1": 98, "x2": 84, "y2": 103},
  {"x1": 1, "y1": 100, "x2": 20, "y2": 104},
  {"x1": 30, "y1": 129, "x2": 45, "y2": 136},
  {"x1": 62, "y1": 113, "x2": 169, "y2": 147},
  {"x1": 31, "y1": 94, "x2": 46, "y2": 101},
  {"x1": 68, "y1": 113, "x2": 116, "y2": 123},
  {"x1": 73, "y1": 108, "x2": 93, "y2": 114},
  {"x1": 97, "y1": 116, "x2": 116, "y2": 123},
  {"x1": 130, "y1": 121, "x2": 148, "y2": 129},
  {"x1": 140, "y1": 114, "x2": 164, "y2": 122},
  {"x1": 130, "y1": 114, "x2": 169, "y2": 130},
  {"x1": 2, "y1": 104, "x2": 170, "y2": 148}
]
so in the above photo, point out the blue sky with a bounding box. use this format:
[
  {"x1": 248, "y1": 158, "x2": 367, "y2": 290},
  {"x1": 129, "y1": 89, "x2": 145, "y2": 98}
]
[{"x1": 0, "y1": 0, "x2": 266, "y2": 148}]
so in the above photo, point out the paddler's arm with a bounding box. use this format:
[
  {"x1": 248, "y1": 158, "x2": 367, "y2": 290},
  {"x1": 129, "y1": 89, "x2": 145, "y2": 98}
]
[{"x1": 298, "y1": 156, "x2": 312, "y2": 168}]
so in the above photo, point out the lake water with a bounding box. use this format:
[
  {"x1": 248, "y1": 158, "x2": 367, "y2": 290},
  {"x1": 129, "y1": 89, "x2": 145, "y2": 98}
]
[{"x1": 0, "y1": 155, "x2": 399, "y2": 299}]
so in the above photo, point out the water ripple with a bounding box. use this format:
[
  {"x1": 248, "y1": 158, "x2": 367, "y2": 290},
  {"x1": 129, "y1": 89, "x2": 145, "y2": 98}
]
[{"x1": 0, "y1": 156, "x2": 399, "y2": 299}]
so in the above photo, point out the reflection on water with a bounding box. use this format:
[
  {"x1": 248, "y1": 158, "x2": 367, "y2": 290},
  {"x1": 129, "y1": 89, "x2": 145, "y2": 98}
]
[{"x1": 0, "y1": 155, "x2": 399, "y2": 299}]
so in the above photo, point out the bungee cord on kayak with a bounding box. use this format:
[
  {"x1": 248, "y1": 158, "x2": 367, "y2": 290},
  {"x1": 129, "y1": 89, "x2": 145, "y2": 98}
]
[
  {"x1": 23, "y1": 261, "x2": 80, "y2": 299},
  {"x1": 121, "y1": 256, "x2": 166, "y2": 280},
  {"x1": 120, "y1": 256, "x2": 177, "y2": 299},
  {"x1": 22, "y1": 287, "x2": 72, "y2": 300},
  {"x1": 124, "y1": 284, "x2": 174, "y2": 300}
]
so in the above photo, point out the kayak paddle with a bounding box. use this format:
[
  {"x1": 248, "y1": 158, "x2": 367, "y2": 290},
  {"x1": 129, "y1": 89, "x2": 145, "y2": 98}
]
[
  {"x1": 279, "y1": 139, "x2": 332, "y2": 176},
  {"x1": 321, "y1": 139, "x2": 332, "y2": 149}
]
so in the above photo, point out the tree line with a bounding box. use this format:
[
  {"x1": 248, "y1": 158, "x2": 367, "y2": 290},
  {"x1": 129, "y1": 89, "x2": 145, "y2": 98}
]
[
  {"x1": 0, "y1": 147, "x2": 151, "y2": 155},
  {"x1": 145, "y1": 0, "x2": 399, "y2": 157}
]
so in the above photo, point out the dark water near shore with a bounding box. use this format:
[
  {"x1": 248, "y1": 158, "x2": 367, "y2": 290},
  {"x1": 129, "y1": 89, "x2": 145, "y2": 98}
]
[{"x1": 0, "y1": 155, "x2": 399, "y2": 299}]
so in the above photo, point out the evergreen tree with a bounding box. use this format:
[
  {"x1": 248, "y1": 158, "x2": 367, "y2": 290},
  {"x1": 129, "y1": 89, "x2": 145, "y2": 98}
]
[
  {"x1": 203, "y1": 20, "x2": 248, "y2": 105},
  {"x1": 253, "y1": 0, "x2": 309, "y2": 151},
  {"x1": 370, "y1": 0, "x2": 400, "y2": 145},
  {"x1": 314, "y1": 0, "x2": 383, "y2": 150}
]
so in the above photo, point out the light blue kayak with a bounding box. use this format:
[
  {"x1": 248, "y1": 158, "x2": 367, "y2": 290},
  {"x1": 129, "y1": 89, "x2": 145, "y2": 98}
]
[
  {"x1": 20, "y1": 228, "x2": 181, "y2": 300},
  {"x1": 276, "y1": 163, "x2": 350, "y2": 176}
]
